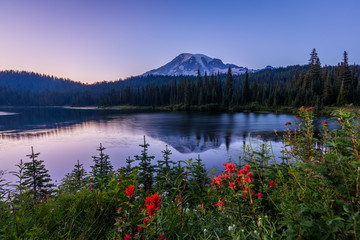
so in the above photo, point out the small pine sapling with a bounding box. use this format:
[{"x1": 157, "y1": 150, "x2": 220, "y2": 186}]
[
  {"x1": 23, "y1": 147, "x2": 54, "y2": 201},
  {"x1": 90, "y1": 143, "x2": 113, "y2": 189},
  {"x1": 134, "y1": 136, "x2": 155, "y2": 192}
]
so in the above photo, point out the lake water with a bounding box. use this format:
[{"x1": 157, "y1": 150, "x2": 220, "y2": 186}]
[{"x1": 0, "y1": 106, "x2": 320, "y2": 183}]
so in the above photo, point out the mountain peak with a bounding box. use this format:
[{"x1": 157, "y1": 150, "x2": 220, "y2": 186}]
[{"x1": 143, "y1": 53, "x2": 249, "y2": 76}]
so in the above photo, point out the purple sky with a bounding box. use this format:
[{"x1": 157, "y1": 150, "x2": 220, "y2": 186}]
[{"x1": 1, "y1": 0, "x2": 359, "y2": 83}]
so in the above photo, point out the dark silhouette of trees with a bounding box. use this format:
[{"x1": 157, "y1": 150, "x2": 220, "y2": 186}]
[{"x1": 0, "y1": 50, "x2": 359, "y2": 109}]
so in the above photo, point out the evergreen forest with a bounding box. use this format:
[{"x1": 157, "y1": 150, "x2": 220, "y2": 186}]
[{"x1": 0, "y1": 49, "x2": 359, "y2": 113}]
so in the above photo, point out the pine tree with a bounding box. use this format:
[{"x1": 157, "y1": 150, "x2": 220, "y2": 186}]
[
  {"x1": 135, "y1": 136, "x2": 155, "y2": 192},
  {"x1": 243, "y1": 70, "x2": 250, "y2": 103},
  {"x1": 155, "y1": 145, "x2": 175, "y2": 191},
  {"x1": 196, "y1": 69, "x2": 202, "y2": 105},
  {"x1": 323, "y1": 71, "x2": 332, "y2": 105},
  {"x1": 0, "y1": 170, "x2": 7, "y2": 201},
  {"x1": 90, "y1": 143, "x2": 113, "y2": 189},
  {"x1": 203, "y1": 71, "x2": 210, "y2": 103},
  {"x1": 123, "y1": 156, "x2": 135, "y2": 175},
  {"x1": 188, "y1": 155, "x2": 209, "y2": 200},
  {"x1": 184, "y1": 79, "x2": 191, "y2": 107},
  {"x1": 23, "y1": 147, "x2": 54, "y2": 200},
  {"x1": 338, "y1": 51, "x2": 352, "y2": 104},
  {"x1": 224, "y1": 67, "x2": 233, "y2": 108},
  {"x1": 309, "y1": 48, "x2": 322, "y2": 95},
  {"x1": 251, "y1": 80, "x2": 258, "y2": 102},
  {"x1": 71, "y1": 160, "x2": 86, "y2": 190},
  {"x1": 341, "y1": 51, "x2": 353, "y2": 103},
  {"x1": 10, "y1": 160, "x2": 26, "y2": 203}
]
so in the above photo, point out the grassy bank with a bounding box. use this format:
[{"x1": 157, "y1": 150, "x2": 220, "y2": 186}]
[{"x1": 99, "y1": 103, "x2": 360, "y2": 116}]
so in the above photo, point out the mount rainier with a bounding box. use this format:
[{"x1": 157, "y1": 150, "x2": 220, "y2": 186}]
[{"x1": 142, "y1": 53, "x2": 270, "y2": 76}]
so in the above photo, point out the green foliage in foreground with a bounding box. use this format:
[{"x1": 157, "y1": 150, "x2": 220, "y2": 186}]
[{"x1": 0, "y1": 108, "x2": 360, "y2": 239}]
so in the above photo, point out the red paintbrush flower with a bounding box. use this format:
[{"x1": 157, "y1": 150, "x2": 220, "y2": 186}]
[{"x1": 125, "y1": 185, "x2": 135, "y2": 198}]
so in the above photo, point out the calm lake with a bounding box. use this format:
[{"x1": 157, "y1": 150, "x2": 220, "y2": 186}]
[{"x1": 0, "y1": 106, "x2": 325, "y2": 183}]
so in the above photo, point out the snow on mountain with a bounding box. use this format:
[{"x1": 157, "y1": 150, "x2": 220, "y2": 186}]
[{"x1": 142, "y1": 53, "x2": 255, "y2": 76}]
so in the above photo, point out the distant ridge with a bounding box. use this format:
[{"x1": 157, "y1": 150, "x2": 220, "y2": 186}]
[{"x1": 143, "y1": 53, "x2": 262, "y2": 76}]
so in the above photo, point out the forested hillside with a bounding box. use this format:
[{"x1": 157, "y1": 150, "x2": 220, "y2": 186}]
[{"x1": 0, "y1": 49, "x2": 359, "y2": 110}]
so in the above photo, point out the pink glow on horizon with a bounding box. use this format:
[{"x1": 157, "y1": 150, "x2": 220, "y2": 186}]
[{"x1": 0, "y1": 0, "x2": 359, "y2": 83}]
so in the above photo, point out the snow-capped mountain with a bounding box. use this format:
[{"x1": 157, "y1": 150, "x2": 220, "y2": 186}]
[{"x1": 143, "y1": 53, "x2": 254, "y2": 76}]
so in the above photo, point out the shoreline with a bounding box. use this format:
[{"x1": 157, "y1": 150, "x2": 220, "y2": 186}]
[{"x1": 98, "y1": 104, "x2": 360, "y2": 116}]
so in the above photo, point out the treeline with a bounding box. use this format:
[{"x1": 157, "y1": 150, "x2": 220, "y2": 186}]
[
  {"x1": 97, "y1": 49, "x2": 360, "y2": 110},
  {"x1": 0, "y1": 49, "x2": 359, "y2": 109}
]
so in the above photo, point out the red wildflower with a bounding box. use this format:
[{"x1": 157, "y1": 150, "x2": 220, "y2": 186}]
[
  {"x1": 244, "y1": 165, "x2": 251, "y2": 172},
  {"x1": 229, "y1": 182, "x2": 236, "y2": 189},
  {"x1": 125, "y1": 185, "x2": 135, "y2": 198},
  {"x1": 143, "y1": 217, "x2": 150, "y2": 226},
  {"x1": 146, "y1": 193, "x2": 161, "y2": 209},
  {"x1": 242, "y1": 193, "x2": 247, "y2": 197},
  {"x1": 158, "y1": 233, "x2": 166, "y2": 240},
  {"x1": 116, "y1": 207, "x2": 121, "y2": 212},
  {"x1": 239, "y1": 169, "x2": 246, "y2": 175},
  {"x1": 247, "y1": 171, "x2": 253, "y2": 179},
  {"x1": 175, "y1": 194, "x2": 182, "y2": 204},
  {"x1": 152, "y1": 194, "x2": 161, "y2": 208},
  {"x1": 294, "y1": 115, "x2": 299, "y2": 119},
  {"x1": 124, "y1": 235, "x2": 132, "y2": 240},
  {"x1": 285, "y1": 122, "x2": 291, "y2": 126},
  {"x1": 137, "y1": 226, "x2": 141, "y2": 232},
  {"x1": 236, "y1": 177, "x2": 242, "y2": 183},
  {"x1": 145, "y1": 193, "x2": 161, "y2": 216},
  {"x1": 146, "y1": 204, "x2": 157, "y2": 216},
  {"x1": 215, "y1": 198, "x2": 225, "y2": 210},
  {"x1": 269, "y1": 181, "x2": 275, "y2": 188},
  {"x1": 223, "y1": 163, "x2": 236, "y2": 174},
  {"x1": 299, "y1": 106, "x2": 305, "y2": 111},
  {"x1": 244, "y1": 176, "x2": 251, "y2": 183},
  {"x1": 251, "y1": 190, "x2": 255, "y2": 195},
  {"x1": 257, "y1": 192, "x2": 263, "y2": 198},
  {"x1": 211, "y1": 176, "x2": 223, "y2": 186},
  {"x1": 222, "y1": 173, "x2": 230, "y2": 180}
]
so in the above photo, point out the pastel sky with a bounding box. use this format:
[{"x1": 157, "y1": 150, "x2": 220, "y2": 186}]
[{"x1": 0, "y1": 0, "x2": 359, "y2": 83}]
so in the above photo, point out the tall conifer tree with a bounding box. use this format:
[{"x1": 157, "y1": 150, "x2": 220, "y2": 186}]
[
  {"x1": 224, "y1": 67, "x2": 233, "y2": 107},
  {"x1": 243, "y1": 70, "x2": 250, "y2": 103}
]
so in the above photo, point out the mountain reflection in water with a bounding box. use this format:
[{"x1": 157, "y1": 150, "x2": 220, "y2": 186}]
[{"x1": 0, "y1": 107, "x2": 327, "y2": 182}]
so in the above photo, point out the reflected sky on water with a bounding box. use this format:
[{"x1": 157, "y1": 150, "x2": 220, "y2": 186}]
[{"x1": 0, "y1": 107, "x2": 330, "y2": 183}]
